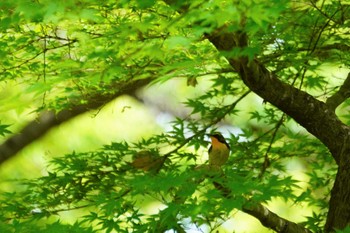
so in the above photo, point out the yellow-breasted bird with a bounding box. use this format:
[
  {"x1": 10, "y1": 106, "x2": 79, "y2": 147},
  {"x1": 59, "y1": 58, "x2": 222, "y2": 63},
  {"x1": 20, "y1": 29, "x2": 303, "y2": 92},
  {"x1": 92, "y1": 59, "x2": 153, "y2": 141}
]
[{"x1": 208, "y1": 133, "x2": 230, "y2": 169}]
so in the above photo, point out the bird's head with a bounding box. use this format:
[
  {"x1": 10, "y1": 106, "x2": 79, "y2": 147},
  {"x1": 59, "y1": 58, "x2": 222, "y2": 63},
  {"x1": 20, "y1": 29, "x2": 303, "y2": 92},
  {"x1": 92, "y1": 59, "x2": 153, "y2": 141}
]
[{"x1": 208, "y1": 132, "x2": 230, "y2": 149}]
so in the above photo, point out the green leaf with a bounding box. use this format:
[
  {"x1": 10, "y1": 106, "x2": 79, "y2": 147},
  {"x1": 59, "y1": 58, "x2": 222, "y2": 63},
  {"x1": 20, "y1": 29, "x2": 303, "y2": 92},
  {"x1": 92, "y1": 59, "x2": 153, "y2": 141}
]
[
  {"x1": 0, "y1": 123, "x2": 11, "y2": 136},
  {"x1": 136, "y1": 0, "x2": 156, "y2": 9}
]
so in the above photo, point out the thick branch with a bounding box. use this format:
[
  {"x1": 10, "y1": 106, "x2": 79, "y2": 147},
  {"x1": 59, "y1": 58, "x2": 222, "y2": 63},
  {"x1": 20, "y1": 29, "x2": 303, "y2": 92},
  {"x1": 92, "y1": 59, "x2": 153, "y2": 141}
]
[
  {"x1": 243, "y1": 203, "x2": 312, "y2": 233},
  {"x1": 326, "y1": 72, "x2": 350, "y2": 111},
  {"x1": 324, "y1": 132, "x2": 350, "y2": 231},
  {"x1": 0, "y1": 78, "x2": 152, "y2": 165},
  {"x1": 206, "y1": 29, "x2": 350, "y2": 165},
  {"x1": 212, "y1": 181, "x2": 311, "y2": 233}
]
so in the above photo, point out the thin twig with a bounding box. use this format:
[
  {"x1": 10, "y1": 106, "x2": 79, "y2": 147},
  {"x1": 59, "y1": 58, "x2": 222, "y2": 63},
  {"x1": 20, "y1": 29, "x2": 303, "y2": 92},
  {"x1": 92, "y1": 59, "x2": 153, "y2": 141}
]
[{"x1": 259, "y1": 114, "x2": 285, "y2": 178}]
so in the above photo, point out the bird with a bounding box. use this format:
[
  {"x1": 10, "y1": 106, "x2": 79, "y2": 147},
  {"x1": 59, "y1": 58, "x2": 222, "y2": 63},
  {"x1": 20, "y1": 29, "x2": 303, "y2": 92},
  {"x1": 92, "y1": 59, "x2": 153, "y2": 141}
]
[
  {"x1": 208, "y1": 133, "x2": 230, "y2": 169},
  {"x1": 131, "y1": 150, "x2": 163, "y2": 172}
]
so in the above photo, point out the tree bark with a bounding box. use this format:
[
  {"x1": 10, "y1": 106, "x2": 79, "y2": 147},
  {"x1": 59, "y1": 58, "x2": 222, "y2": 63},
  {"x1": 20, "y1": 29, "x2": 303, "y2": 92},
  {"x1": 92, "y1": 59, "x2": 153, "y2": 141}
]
[
  {"x1": 326, "y1": 72, "x2": 350, "y2": 111},
  {"x1": 325, "y1": 144, "x2": 350, "y2": 231},
  {"x1": 213, "y1": 181, "x2": 311, "y2": 232},
  {"x1": 243, "y1": 203, "x2": 312, "y2": 233}
]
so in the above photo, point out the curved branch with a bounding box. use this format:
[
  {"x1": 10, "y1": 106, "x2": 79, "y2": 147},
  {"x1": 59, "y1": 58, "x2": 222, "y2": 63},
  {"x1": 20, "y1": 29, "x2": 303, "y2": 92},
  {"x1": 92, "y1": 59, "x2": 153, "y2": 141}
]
[
  {"x1": 212, "y1": 181, "x2": 311, "y2": 233},
  {"x1": 206, "y1": 29, "x2": 349, "y2": 165},
  {"x1": 243, "y1": 203, "x2": 312, "y2": 233},
  {"x1": 0, "y1": 78, "x2": 152, "y2": 165},
  {"x1": 326, "y1": 72, "x2": 350, "y2": 111}
]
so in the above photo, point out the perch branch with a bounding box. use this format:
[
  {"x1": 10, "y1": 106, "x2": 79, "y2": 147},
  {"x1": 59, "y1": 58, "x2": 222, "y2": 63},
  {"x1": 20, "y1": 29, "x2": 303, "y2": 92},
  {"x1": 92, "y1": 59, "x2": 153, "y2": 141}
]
[
  {"x1": 212, "y1": 181, "x2": 312, "y2": 233},
  {"x1": 242, "y1": 202, "x2": 312, "y2": 233}
]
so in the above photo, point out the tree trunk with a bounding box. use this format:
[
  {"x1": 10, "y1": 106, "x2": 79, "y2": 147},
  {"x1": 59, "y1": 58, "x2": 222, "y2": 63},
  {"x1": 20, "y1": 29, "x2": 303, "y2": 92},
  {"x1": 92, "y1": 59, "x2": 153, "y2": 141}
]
[{"x1": 325, "y1": 142, "x2": 350, "y2": 231}]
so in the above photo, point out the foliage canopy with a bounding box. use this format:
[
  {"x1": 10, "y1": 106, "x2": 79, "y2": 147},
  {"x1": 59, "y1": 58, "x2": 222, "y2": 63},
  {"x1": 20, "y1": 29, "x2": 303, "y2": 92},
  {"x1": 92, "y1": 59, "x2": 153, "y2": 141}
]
[{"x1": 0, "y1": 0, "x2": 349, "y2": 232}]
